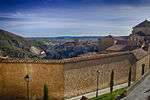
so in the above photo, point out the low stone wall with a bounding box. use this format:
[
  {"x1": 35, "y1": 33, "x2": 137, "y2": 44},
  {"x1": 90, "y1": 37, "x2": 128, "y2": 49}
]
[
  {"x1": 64, "y1": 53, "x2": 134, "y2": 98},
  {"x1": 0, "y1": 62, "x2": 64, "y2": 100}
]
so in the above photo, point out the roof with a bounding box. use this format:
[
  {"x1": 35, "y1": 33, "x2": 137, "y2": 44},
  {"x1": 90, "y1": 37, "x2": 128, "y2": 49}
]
[
  {"x1": 106, "y1": 45, "x2": 127, "y2": 51},
  {"x1": 134, "y1": 20, "x2": 150, "y2": 28},
  {"x1": 105, "y1": 35, "x2": 114, "y2": 39},
  {"x1": 0, "y1": 56, "x2": 8, "y2": 61},
  {"x1": 131, "y1": 48, "x2": 148, "y2": 60}
]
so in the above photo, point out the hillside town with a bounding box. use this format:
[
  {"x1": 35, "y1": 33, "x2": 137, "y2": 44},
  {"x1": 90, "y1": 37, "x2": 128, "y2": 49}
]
[{"x1": 0, "y1": 20, "x2": 150, "y2": 100}]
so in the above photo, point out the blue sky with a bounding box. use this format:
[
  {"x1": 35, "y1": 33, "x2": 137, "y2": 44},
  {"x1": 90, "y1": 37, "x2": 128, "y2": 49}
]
[{"x1": 0, "y1": 0, "x2": 150, "y2": 37}]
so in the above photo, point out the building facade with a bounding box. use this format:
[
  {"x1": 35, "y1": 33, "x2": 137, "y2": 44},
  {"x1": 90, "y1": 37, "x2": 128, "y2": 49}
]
[{"x1": 130, "y1": 20, "x2": 150, "y2": 43}]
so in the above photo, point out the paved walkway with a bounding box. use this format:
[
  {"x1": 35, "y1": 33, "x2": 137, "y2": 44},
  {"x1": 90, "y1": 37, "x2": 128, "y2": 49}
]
[
  {"x1": 122, "y1": 71, "x2": 150, "y2": 100},
  {"x1": 66, "y1": 83, "x2": 128, "y2": 100}
]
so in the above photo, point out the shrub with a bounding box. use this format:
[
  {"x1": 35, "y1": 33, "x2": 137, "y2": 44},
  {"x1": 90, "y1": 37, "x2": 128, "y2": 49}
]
[
  {"x1": 142, "y1": 64, "x2": 145, "y2": 76},
  {"x1": 128, "y1": 66, "x2": 132, "y2": 87},
  {"x1": 110, "y1": 70, "x2": 114, "y2": 93},
  {"x1": 43, "y1": 84, "x2": 49, "y2": 100}
]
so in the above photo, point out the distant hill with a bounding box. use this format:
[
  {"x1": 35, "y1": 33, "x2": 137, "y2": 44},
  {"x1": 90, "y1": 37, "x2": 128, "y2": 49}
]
[
  {"x1": 28, "y1": 36, "x2": 101, "y2": 43},
  {"x1": 0, "y1": 29, "x2": 130, "y2": 60},
  {"x1": 0, "y1": 29, "x2": 39, "y2": 59},
  {"x1": 0, "y1": 29, "x2": 100, "y2": 59}
]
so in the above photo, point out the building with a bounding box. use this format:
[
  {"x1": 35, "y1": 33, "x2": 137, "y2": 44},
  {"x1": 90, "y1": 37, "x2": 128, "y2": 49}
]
[
  {"x1": 130, "y1": 20, "x2": 150, "y2": 43},
  {"x1": 106, "y1": 44, "x2": 129, "y2": 52}
]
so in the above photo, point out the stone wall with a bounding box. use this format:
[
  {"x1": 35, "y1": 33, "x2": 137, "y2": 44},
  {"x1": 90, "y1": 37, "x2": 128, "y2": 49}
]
[
  {"x1": 135, "y1": 55, "x2": 149, "y2": 80},
  {"x1": 0, "y1": 52, "x2": 148, "y2": 99},
  {"x1": 64, "y1": 53, "x2": 135, "y2": 98},
  {"x1": 0, "y1": 62, "x2": 64, "y2": 100}
]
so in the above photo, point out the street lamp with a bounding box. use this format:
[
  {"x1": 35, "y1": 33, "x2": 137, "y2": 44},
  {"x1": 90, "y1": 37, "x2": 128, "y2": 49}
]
[
  {"x1": 24, "y1": 74, "x2": 32, "y2": 100},
  {"x1": 96, "y1": 70, "x2": 100, "y2": 97}
]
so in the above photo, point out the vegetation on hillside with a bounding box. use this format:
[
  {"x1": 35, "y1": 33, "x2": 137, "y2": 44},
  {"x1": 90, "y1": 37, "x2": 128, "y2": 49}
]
[
  {"x1": 0, "y1": 29, "x2": 39, "y2": 59},
  {"x1": 98, "y1": 36, "x2": 114, "y2": 50},
  {"x1": 0, "y1": 29, "x2": 99, "y2": 59}
]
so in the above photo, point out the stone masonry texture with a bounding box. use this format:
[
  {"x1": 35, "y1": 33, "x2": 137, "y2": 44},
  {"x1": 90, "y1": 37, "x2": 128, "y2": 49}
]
[
  {"x1": 0, "y1": 63, "x2": 64, "y2": 100},
  {"x1": 0, "y1": 52, "x2": 149, "y2": 100},
  {"x1": 64, "y1": 54, "x2": 133, "y2": 98}
]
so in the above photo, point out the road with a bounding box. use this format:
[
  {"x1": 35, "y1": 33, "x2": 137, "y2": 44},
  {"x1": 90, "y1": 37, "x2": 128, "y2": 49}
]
[
  {"x1": 122, "y1": 72, "x2": 150, "y2": 100},
  {"x1": 66, "y1": 83, "x2": 128, "y2": 100}
]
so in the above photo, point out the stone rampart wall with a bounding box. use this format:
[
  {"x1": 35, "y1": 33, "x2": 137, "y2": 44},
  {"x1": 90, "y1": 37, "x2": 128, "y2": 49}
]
[
  {"x1": 0, "y1": 52, "x2": 148, "y2": 99},
  {"x1": 64, "y1": 54, "x2": 135, "y2": 98},
  {"x1": 0, "y1": 62, "x2": 64, "y2": 100}
]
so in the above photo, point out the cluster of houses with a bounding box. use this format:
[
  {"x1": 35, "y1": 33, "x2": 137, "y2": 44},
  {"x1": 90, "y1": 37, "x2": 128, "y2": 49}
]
[{"x1": 100, "y1": 20, "x2": 150, "y2": 53}]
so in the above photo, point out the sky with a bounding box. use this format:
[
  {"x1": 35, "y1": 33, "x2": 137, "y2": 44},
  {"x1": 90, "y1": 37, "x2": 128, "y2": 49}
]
[{"x1": 0, "y1": 0, "x2": 150, "y2": 37}]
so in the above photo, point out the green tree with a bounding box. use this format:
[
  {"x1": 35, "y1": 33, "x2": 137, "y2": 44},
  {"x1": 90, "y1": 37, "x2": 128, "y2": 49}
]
[
  {"x1": 98, "y1": 36, "x2": 114, "y2": 50},
  {"x1": 110, "y1": 70, "x2": 114, "y2": 93},
  {"x1": 128, "y1": 67, "x2": 132, "y2": 87},
  {"x1": 43, "y1": 84, "x2": 49, "y2": 100}
]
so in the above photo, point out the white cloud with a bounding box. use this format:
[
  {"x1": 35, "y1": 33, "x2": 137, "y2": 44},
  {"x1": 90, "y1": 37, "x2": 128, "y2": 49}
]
[{"x1": 0, "y1": 5, "x2": 150, "y2": 37}]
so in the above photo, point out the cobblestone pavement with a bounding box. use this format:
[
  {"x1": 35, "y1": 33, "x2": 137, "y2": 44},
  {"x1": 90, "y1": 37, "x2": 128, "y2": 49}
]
[
  {"x1": 66, "y1": 83, "x2": 128, "y2": 100},
  {"x1": 122, "y1": 72, "x2": 150, "y2": 100}
]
